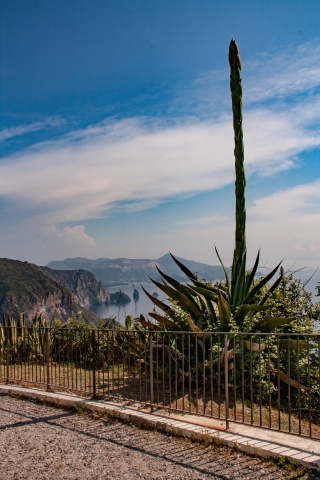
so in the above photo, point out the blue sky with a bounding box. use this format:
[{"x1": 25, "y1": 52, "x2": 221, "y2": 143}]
[{"x1": 1, "y1": 1, "x2": 319, "y2": 288}]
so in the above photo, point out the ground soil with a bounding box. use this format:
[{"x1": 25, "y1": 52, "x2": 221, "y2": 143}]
[{"x1": 0, "y1": 395, "x2": 318, "y2": 480}]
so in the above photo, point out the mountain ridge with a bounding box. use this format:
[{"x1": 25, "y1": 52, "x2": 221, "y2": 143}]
[{"x1": 46, "y1": 253, "x2": 227, "y2": 285}]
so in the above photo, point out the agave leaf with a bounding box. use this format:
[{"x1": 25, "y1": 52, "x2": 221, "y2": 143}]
[
  {"x1": 258, "y1": 267, "x2": 284, "y2": 307},
  {"x1": 233, "y1": 303, "x2": 268, "y2": 327},
  {"x1": 278, "y1": 339, "x2": 310, "y2": 350},
  {"x1": 160, "y1": 280, "x2": 202, "y2": 321},
  {"x1": 239, "y1": 304, "x2": 269, "y2": 312},
  {"x1": 202, "y1": 296, "x2": 219, "y2": 327},
  {"x1": 205, "y1": 342, "x2": 238, "y2": 368},
  {"x1": 187, "y1": 284, "x2": 218, "y2": 304},
  {"x1": 274, "y1": 370, "x2": 309, "y2": 392},
  {"x1": 145, "y1": 281, "x2": 201, "y2": 323},
  {"x1": 243, "y1": 340, "x2": 265, "y2": 352},
  {"x1": 245, "y1": 250, "x2": 260, "y2": 296},
  {"x1": 135, "y1": 315, "x2": 161, "y2": 331},
  {"x1": 148, "y1": 312, "x2": 180, "y2": 330},
  {"x1": 252, "y1": 316, "x2": 295, "y2": 332},
  {"x1": 217, "y1": 290, "x2": 231, "y2": 330},
  {"x1": 169, "y1": 252, "x2": 197, "y2": 280},
  {"x1": 189, "y1": 278, "x2": 229, "y2": 300},
  {"x1": 215, "y1": 246, "x2": 231, "y2": 301},
  {"x1": 154, "y1": 267, "x2": 197, "y2": 302},
  {"x1": 151, "y1": 274, "x2": 200, "y2": 309},
  {"x1": 243, "y1": 261, "x2": 282, "y2": 305},
  {"x1": 186, "y1": 315, "x2": 208, "y2": 336},
  {"x1": 125, "y1": 315, "x2": 133, "y2": 330},
  {"x1": 195, "y1": 292, "x2": 217, "y2": 327},
  {"x1": 149, "y1": 277, "x2": 175, "y2": 298},
  {"x1": 142, "y1": 286, "x2": 177, "y2": 319}
]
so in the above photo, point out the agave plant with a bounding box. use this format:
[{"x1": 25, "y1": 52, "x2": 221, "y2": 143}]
[{"x1": 139, "y1": 40, "x2": 294, "y2": 339}]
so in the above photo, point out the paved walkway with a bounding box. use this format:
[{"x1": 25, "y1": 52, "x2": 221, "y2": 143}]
[
  {"x1": 0, "y1": 396, "x2": 291, "y2": 479},
  {"x1": 1, "y1": 385, "x2": 320, "y2": 479}
]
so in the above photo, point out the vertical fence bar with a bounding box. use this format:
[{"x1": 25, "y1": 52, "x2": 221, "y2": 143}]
[
  {"x1": 188, "y1": 334, "x2": 191, "y2": 414},
  {"x1": 233, "y1": 333, "x2": 236, "y2": 422},
  {"x1": 249, "y1": 335, "x2": 253, "y2": 425},
  {"x1": 259, "y1": 335, "x2": 262, "y2": 427},
  {"x1": 218, "y1": 334, "x2": 221, "y2": 419},
  {"x1": 46, "y1": 327, "x2": 50, "y2": 391},
  {"x1": 202, "y1": 333, "x2": 206, "y2": 416},
  {"x1": 155, "y1": 332, "x2": 159, "y2": 407},
  {"x1": 297, "y1": 336, "x2": 301, "y2": 435},
  {"x1": 195, "y1": 334, "x2": 198, "y2": 414},
  {"x1": 241, "y1": 335, "x2": 245, "y2": 423},
  {"x1": 162, "y1": 332, "x2": 165, "y2": 409},
  {"x1": 149, "y1": 332, "x2": 154, "y2": 411},
  {"x1": 277, "y1": 336, "x2": 281, "y2": 431},
  {"x1": 175, "y1": 333, "x2": 178, "y2": 411},
  {"x1": 92, "y1": 329, "x2": 97, "y2": 399},
  {"x1": 224, "y1": 333, "x2": 229, "y2": 430},
  {"x1": 288, "y1": 335, "x2": 291, "y2": 432},
  {"x1": 6, "y1": 326, "x2": 10, "y2": 384},
  {"x1": 308, "y1": 336, "x2": 311, "y2": 437},
  {"x1": 210, "y1": 334, "x2": 213, "y2": 418}
]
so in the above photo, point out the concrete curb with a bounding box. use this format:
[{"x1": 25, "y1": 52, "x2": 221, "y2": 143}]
[{"x1": 1, "y1": 384, "x2": 320, "y2": 472}]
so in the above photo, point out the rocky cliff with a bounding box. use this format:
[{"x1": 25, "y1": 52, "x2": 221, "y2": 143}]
[
  {"x1": 0, "y1": 258, "x2": 103, "y2": 324},
  {"x1": 33, "y1": 266, "x2": 110, "y2": 307}
]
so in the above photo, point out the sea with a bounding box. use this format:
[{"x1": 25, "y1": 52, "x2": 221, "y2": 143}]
[{"x1": 89, "y1": 282, "x2": 168, "y2": 325}]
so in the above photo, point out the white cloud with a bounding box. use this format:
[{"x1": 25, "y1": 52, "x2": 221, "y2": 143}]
[
  {"x1": 49, "y1": 225, "x2": 96, "y2": 247},
  {"x1": 41, "y1": 224, "x2": 96, "y2": 262},
  {"x1": 1, "y1": 100, "x2": 319, "y2": 226}
]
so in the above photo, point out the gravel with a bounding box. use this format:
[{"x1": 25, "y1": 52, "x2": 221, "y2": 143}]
[{"x1": 0, "y1": 395, "x2": 318, "y2": 479}]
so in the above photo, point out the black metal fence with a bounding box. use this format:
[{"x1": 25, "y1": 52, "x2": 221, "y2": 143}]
[{"x1": 1, "y1": 327, "x2": 320, "y2": 440}]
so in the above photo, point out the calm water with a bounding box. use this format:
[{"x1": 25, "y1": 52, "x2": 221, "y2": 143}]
[{"x1": 89, "y1": 282, "x2": 167, "y2": 324}]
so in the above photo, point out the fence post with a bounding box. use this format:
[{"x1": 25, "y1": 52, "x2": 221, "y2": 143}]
[
  {"x1": 92, "y1": 329, "x2": 97, "y2": 399},
  {"x1": 149, "y1": 332, "x2": 154, "y2": 412},
  {"x1": 224, "y1": 333, "x2": 229, "y2": 430},
  {"x1": 46, "y1": 327, "x2": 50, "y2": 391},
  {"x1": 6, "y1": 326, "x2": 10, "y2": 384}
]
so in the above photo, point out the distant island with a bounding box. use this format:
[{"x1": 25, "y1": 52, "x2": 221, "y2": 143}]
[{"x1": 46, "y1": 253, "x2": 227, "y2": 285}]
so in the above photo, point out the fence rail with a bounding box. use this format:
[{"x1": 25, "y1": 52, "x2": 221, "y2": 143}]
[{"x1": 1, "y1": 326, "x2": 320, "y2": 440}]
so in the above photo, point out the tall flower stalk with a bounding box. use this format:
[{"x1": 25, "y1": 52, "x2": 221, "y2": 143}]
[
  {"x1": 229, "y1": 39, "x2": 246, "y2": 309},
  {"x1": 140, "y1": 40, "x2": 290, "y2": 335}
]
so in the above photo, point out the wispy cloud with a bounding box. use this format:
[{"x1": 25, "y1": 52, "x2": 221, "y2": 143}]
[
  {"x1": 245, "y1": 40, "x2": 320, "y2": 103},
  {"x1": 248, "y1": 179, "x2": 320, "y2": 218},
  {"x1": 175, "y1": 39, "x2": 320, "y2": 118},
  {"x1": 0, "y1": 117, "x2": 65, "y2": 143}
]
